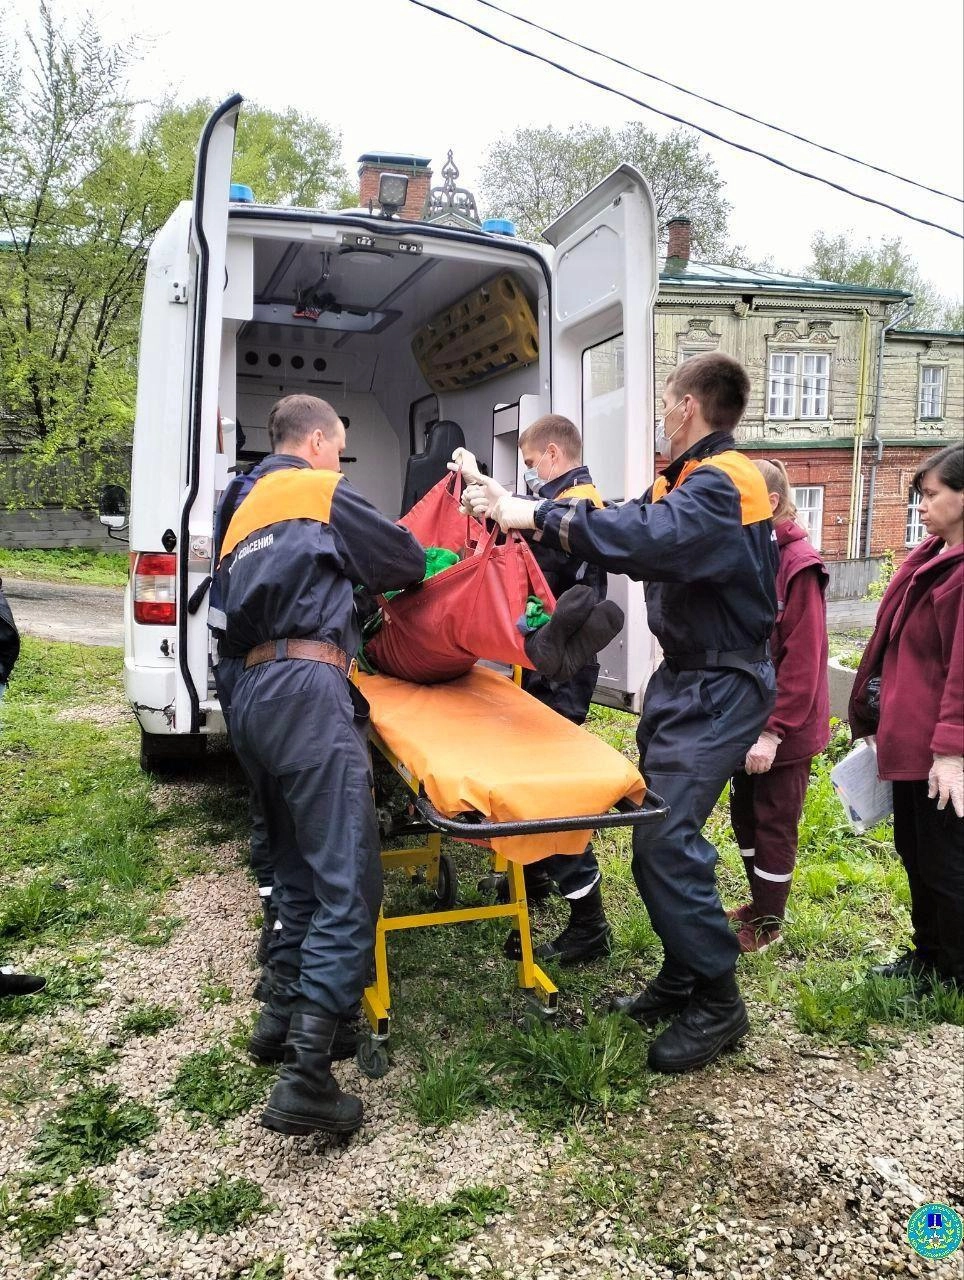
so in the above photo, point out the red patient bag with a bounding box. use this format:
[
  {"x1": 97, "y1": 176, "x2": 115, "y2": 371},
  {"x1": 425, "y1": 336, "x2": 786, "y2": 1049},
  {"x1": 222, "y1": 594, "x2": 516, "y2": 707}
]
[
  {"x1": 398, "y1": 470, "x2": 483, "y2": 555},
  {"x1": 367, "y1": 519, "x2": 557, "y2": 684}
]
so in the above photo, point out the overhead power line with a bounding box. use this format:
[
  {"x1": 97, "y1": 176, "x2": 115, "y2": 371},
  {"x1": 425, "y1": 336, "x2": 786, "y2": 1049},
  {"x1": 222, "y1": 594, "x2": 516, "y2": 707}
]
[
  {"x1": 407, "y1": 0, "x2": 964, "y2": 241},
  {"x1": 473, "y1": 0, "x2": 964, "y2": 206}
]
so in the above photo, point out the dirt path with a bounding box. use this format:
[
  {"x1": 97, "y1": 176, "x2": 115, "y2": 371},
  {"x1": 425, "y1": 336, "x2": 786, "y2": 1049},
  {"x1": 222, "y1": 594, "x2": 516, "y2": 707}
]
[{"x1": 3, "y1": 577, "x2": 124, "y2": 647}]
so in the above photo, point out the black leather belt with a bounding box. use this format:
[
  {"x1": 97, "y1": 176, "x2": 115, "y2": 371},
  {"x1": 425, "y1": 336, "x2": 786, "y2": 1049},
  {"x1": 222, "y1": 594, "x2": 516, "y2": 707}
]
[{"x1": 664, "y1": 643, "x2": 771, "y2": 697}]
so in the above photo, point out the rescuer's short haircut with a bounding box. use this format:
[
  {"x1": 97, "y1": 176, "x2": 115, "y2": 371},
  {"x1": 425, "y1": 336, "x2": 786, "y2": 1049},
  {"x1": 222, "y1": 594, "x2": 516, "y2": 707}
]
[
  {"x1": 268, "y1": 395, "x2": 342, "y2": 451},
  {"x1": 518, "y1": 414, "x2": 583, "y2": 462},
  {"x1": 665, "y1": 353, "x2": 750, "y2": 431}
]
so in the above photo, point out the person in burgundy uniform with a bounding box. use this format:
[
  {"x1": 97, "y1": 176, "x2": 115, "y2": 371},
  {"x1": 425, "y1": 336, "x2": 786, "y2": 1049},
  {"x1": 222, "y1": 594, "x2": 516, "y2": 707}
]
[
  {"x1": 850, "y1": 442, "x2": 963, "y2": 992},
  {"x1": 727, "y1": 458, "x2": 830, "y2": 952}
]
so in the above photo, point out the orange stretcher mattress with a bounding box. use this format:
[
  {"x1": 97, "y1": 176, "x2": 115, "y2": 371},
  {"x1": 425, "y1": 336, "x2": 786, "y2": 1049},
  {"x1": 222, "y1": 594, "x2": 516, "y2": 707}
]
[{"x1": 358, "y1": 665, "x2": 646, "y2": 864}]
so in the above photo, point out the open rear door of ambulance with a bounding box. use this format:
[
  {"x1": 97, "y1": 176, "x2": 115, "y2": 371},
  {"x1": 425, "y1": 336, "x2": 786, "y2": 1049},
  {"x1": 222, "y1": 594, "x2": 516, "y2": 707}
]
[
  {"x1": 175, "y1": 94, "x2": 241, "y2": 735},
  {"x1": 544, "y1": 165, "x2": 659, "y2": 713}
]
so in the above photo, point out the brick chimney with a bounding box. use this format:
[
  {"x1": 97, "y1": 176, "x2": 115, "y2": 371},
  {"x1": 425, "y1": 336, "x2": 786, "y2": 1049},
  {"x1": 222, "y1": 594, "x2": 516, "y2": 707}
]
[
  {"x1": 664, "y1": 216, "x2": 691, "y2": 273},
  {"x1": 357, "y1": 153, "x2": 432, "y2": 220}
]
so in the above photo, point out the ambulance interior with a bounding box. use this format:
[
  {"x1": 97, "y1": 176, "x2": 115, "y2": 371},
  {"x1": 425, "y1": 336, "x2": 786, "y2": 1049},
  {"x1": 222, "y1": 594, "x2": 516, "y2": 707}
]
[{"x1": 220, "y1": 220, "x2": 552, "y2": 519}]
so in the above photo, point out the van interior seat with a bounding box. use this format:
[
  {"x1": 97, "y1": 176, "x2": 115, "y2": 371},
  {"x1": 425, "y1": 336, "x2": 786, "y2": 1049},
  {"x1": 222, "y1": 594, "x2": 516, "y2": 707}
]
[{"x1": 400, "y1": 420, "x2": 466, "y2": 517}]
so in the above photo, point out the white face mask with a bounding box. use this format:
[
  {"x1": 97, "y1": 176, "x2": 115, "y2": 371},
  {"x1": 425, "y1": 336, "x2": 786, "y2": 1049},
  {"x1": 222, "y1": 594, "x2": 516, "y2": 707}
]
[
  {"x1": 523, "y1": 447, "x2": 554, "y2": 494},
  {"x1": 655, "y1": 399, "x2": 686, "y2": 459}
]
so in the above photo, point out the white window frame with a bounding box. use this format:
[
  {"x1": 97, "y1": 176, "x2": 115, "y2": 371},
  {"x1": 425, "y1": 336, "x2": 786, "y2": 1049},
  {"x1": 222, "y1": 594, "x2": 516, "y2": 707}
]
[
  {"x1": 906, "y1": 487, "x2": 926, "y2": 546},
  {"x1": 767, "y1": 350, "x2": 831, "y2": 420},
  {"x1": 918, "y1": 365, "x2": 944, "y2": 420},
  {"x1": 792, "y1": 485, "x2": 824, "y2": 550}
]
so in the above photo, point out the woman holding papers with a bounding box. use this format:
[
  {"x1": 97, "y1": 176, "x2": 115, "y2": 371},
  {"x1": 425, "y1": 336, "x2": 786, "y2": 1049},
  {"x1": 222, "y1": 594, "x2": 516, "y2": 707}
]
[
  {"x1": 727, "y1": 460, "x2": 830, "y2": 953},
  {"x1": 850, "y1": 442, "x2": 963, "y2": 991}
]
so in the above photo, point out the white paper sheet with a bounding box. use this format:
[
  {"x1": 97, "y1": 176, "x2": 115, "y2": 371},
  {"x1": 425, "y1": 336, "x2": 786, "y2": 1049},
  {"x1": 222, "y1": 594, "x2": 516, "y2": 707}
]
[{"x1": 830, "y1": 739, "x2": 894, "y2": 834}]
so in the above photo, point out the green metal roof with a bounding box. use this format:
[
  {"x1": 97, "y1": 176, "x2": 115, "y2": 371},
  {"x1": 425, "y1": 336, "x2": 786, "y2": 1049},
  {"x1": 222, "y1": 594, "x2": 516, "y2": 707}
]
[
  {"x1": 886, "y1": 327, "x2": 964, "y2": 339},
  {"x1": 659, "y1": 258, "x2": 911, "y2": 300},
  {"x1": 357, "y1": 152, "x2": 431, "y2": 170}
]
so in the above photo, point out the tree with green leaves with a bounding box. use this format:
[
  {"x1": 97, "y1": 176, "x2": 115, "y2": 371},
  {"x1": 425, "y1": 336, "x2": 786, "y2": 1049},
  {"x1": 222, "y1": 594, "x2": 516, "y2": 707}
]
[
  {"x1": 478, "y1": 122, "x2": 730, "y2": 256},
  {"x1": 806, "y1": 232, "x2": 962, "y2": 331},
  {"x1": 0, "y1": 5, "x2": 349, "y2": 506}
]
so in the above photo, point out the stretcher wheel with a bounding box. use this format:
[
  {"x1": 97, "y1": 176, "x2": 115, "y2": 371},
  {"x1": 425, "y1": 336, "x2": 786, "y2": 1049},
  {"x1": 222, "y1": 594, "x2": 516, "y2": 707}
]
[
  {"x1": 433, "y1": 853, "x2": 457, "y2": 909},
  {"x1": 356, "y1": 1037, "x2": 390, "y2": 1079}
]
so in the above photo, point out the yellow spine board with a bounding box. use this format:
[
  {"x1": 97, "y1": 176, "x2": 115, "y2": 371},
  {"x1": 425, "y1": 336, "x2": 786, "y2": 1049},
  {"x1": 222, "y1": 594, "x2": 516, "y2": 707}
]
[{"x1": 412, "y1": 272, "x2": 539, "y2": 392}]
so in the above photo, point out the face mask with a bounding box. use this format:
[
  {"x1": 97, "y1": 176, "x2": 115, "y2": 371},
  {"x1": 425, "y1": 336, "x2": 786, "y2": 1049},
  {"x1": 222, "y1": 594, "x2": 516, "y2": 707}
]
[
  {"x1": 655, "y1": 400, "x2": 686, "y2": 459},
  {"x1": 523, "y1": 447, "x2": 553, "y2": 495}
]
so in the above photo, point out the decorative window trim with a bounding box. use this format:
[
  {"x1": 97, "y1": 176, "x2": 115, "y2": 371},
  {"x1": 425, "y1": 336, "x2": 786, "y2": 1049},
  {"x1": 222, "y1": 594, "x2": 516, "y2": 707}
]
[
  {"x1": 766, "y1": 348, "x2": 832, "y2": 423},
  {"x1": 916, "y1": 362, "x2": 946, "y2": 423}
]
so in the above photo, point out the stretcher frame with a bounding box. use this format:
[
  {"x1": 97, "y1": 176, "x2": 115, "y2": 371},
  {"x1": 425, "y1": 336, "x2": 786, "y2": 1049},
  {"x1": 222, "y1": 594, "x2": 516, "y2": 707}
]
[{"x1": 357, "y1": 696, "x2": 669, "y2": 1078}]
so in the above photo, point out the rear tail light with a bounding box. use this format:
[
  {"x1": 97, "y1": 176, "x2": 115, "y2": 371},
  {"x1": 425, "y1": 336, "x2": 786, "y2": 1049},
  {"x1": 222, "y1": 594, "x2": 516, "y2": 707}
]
[{"x1": 133, "y1": 553, "x2": 177, "y2": 625}]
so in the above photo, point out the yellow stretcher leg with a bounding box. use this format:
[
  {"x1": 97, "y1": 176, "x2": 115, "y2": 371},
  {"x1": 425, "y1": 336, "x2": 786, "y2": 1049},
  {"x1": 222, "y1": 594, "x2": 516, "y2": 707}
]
[{"x1": 357, "y1": 725, "x2": 558, "y2": 1077}]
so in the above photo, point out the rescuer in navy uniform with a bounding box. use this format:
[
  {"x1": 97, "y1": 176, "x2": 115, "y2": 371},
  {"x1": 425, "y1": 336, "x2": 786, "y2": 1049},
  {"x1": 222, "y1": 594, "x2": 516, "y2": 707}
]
[
  {"x1": 455, "y1": 414, "x2": 615, "y2": 964},
  {"x1": 463, "y1": 354, "x2": 778, "y2": 1074},
  {"x1": 218, "y1": 395, "x2": 425, "y2": 1136}
]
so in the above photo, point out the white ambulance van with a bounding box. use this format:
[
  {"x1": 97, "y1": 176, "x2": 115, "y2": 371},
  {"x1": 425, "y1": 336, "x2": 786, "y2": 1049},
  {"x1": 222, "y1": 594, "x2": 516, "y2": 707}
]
[{"x1": 111, "y1": 96, "x2": 660, "y2": 770}]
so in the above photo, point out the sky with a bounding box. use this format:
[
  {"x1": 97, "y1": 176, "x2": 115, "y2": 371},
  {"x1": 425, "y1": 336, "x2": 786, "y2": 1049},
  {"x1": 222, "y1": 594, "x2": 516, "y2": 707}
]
[{"x1": 9, "y1": 0, "x2": 964, "y2": 303}]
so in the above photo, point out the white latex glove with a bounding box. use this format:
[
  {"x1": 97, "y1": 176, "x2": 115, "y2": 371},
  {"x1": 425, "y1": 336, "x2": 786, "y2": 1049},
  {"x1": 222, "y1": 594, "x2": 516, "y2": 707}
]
[
  {"x1": 447, "y1": 447, "x2": 485, "y2": 484},
  {"x1": 461, "y1": 475, "x2": 508, "y2": 518},
  {"x1": 489, "y1": 493, "x2": 540, "y2": 532},
  {"x1": 928, "y1": 754, "x2": 964, "y2": 818},
  {"x1": 744, "y1": 731, "x2": 780, "y2": 775}
]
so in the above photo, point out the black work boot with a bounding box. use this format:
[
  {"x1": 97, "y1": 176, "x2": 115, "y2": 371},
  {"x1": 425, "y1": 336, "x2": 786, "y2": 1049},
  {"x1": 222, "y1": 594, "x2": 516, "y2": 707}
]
[
  {"x1": 534, "y1": 885, "x2": 612, "y2": 964},
  {"x1": 496, "y1": 864, "x2": 555, "y2": 906},
  {"x1": 525, "y1": 588, "x2": 624, "y2": 682},
  {"x1": 0, "y1": 968, "x2": 46, "y2": 998},
  {"x1": 261, "y1": 1001, "x2": 364, "y2": 1136},
  {"x1": 609, "y1": 963, "x2": 695, "y2": 1026},
  {"x1": 870, "y1": 949, "x2": 934, "y2": 983},
  {"x1": 255, "y1": 893, "x2": 278, "y2": 966},
  {"x1": 248, "y1": 962, "x2": 299, "y2": 1064},
  {"x1": 250, "y1": 966, "x2": 359, "y2": 1065},
  {"x1": 647, "y1": 970, "x2": 750, "y2": 1074}
]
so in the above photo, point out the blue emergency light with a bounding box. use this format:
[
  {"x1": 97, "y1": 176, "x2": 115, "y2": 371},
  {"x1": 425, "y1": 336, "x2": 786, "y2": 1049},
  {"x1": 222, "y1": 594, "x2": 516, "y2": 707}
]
[
  {"x1": 482, "y1": 218, "x2": 517, "y2": 237},
  {"x1": 229, "y1": 183, "x2": 255, "y2": 203}
]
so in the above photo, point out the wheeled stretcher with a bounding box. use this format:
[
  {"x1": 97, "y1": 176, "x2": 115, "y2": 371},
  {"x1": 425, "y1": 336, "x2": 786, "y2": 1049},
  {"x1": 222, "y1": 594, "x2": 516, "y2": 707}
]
[{"x1": 352, "y1": 665, "x2": 669, "y2": 1077}]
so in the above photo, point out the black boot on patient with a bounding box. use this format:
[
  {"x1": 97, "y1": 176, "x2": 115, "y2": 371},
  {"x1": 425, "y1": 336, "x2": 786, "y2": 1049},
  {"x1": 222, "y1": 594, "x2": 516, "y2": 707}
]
[{"x1": 524, "y1": 586, "x2": 624, "y2": 683}]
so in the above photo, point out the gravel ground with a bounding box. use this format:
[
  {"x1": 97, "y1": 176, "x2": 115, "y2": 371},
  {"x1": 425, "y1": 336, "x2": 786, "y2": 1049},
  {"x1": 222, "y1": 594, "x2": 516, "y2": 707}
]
[{"x1": 2, "y1": 834, "x2": 960, "y2": 1280}]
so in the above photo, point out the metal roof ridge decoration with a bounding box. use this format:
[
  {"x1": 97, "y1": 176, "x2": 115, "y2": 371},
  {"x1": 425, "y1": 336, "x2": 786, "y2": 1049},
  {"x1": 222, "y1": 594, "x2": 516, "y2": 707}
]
[
  {"x1": 423, "y1": 151, "x2": 481, "y2": 227},
  {"x1": 658, "y1": 259, "x2": 912, "y2": 299}
]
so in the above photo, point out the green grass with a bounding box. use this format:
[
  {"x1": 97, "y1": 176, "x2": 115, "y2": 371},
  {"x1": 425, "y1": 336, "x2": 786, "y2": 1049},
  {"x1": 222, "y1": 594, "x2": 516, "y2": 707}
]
[
  {"x1": 28, "y1": 1085, "x2": 158, "y2": 1184},
  {"x1": 117, "y1": 1003, "x2": 179, "y2": 1039},
  {"x1": 232, "y1": 1257, "x2": 286, "y2": 1280},
  {"x1": 164, "y1": 1176, "x2": 268, "y2": 1236},
  {"x1": 0, "y1": 548, "x2": 128, "y2": 587},
  {"x1": 333, "y1": 1186, "x2": 509, "y2": 1280},
  {"x1": 0, "y1": 1179, "x2": 104, "y2": 1256},
  {"x1": 0, "y1": 638, "x2": 220, "y2": 958},
  {"x1": 406, "y1": 1045, "x2": 495, "y2": 1127},
  {"x1": 492, "y1": 1015, "x2": 652, "y2": 1124},
  {"x1": 166, "y1": 1044, "x2": 274, "y2": 1127},
  {"x1": 0, "y1": 958, "x2": 105, "y2": 1026},
  {"x1": 199, "y1": 976, "x2": 234, "y2": 1008}
]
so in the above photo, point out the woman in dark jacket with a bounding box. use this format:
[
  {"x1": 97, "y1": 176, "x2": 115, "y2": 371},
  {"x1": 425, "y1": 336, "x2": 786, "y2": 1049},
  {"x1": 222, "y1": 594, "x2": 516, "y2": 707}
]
[
  {"x1": 728, "y1": 459, "x2": 830, "y2": 952},
  {"x1": 850, "y1": 442, "x2": 963, "y2": 989}
]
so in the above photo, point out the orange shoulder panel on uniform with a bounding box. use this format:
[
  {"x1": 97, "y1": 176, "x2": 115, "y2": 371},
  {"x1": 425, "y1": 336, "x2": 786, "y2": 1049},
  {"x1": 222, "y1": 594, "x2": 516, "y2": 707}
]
[
  {"x1": 556, "y1": 482, "x2": 604, "y2": 508},
  {"x1": 219, "y1": 468, "x2": 343, "y2": 560},
  {"x1": 652, "y1": 453, "x2": 770, "y2": 526},
  {"x1": 651, "y1": 460, "x2": 700, "y2": 503},
  {"x1": 699, "y1": 451, "x2": 773, "y2": 525}
]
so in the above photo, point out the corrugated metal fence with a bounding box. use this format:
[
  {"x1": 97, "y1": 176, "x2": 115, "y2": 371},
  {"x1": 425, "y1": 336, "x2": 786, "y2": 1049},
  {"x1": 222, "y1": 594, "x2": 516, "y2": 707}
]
[{"x1": 826, "y1": 557, "x2": 884, "y2": 601}]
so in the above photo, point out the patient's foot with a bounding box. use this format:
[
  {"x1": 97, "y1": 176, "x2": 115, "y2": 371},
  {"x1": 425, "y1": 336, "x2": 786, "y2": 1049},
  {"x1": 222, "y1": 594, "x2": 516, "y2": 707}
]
[{"x1": 524, "y1": 588, "x2": 624, "y2": 682}]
